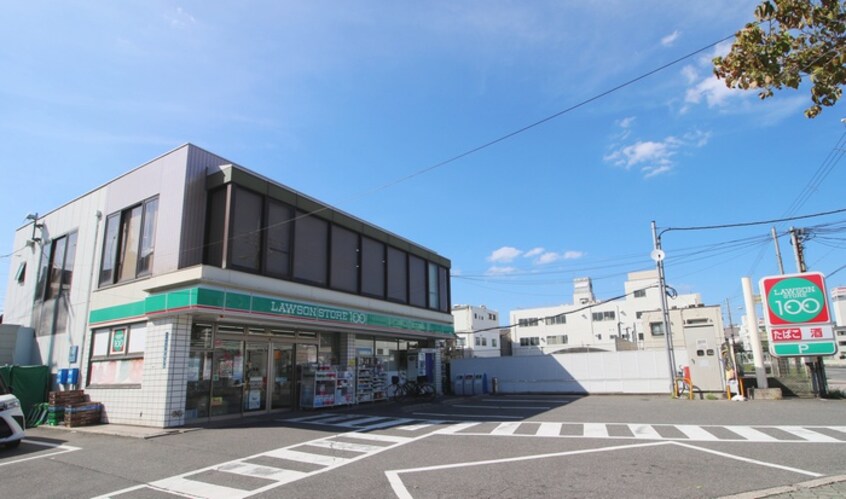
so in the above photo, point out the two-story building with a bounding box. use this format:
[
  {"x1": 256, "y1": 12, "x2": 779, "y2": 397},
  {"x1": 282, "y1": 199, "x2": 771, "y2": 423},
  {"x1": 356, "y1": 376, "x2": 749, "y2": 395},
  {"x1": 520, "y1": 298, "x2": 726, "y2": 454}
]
[
  {"x1": 451, "y1": 305, "x2": 501, "y2": 358},
  {"x1": 2, "y1": 144, "x2": 454, "y2": 427}
]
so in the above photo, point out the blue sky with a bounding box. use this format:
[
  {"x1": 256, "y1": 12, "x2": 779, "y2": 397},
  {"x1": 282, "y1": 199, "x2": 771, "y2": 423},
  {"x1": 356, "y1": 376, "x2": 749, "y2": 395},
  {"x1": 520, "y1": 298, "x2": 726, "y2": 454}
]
[{"x1": 2, "y1": 1, "x2": 846, "y2": 324}]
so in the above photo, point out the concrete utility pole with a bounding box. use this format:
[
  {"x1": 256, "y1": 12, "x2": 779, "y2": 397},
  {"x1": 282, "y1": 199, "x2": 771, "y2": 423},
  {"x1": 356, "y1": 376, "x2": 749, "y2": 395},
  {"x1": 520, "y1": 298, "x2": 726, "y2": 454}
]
[
  {"x1": 789, "y1": 227, "x2": 828, "y2": 397},
  {"x1": 771, "y1": 226, "x2": 785, "y2": 275},
  {"x1": 651, "y1": 221, "x2": 677, "y2": 391},
  {"x1": 742, "y1": 277, "x2": 768, "y2": 389}
]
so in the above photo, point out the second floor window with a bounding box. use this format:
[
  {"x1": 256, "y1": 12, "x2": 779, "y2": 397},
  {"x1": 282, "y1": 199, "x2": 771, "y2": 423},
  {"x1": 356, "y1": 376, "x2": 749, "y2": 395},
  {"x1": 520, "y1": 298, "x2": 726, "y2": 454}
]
[{"x1": 100, "y1": 197, "x2": 159, "y2": 286}]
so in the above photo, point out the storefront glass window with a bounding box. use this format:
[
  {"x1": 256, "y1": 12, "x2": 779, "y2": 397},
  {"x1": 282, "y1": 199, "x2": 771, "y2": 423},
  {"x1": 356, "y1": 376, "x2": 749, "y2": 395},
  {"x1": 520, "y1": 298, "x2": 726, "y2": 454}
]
[
  {"x1": 355, "y1": 336, "x2": 374, "y2": 357},
  {"x1": 319, "y1": 333, "x2": 340, "y2": 366},
  {"x1": 375, "y1": 339, "x2": 398, "y2": 371}
]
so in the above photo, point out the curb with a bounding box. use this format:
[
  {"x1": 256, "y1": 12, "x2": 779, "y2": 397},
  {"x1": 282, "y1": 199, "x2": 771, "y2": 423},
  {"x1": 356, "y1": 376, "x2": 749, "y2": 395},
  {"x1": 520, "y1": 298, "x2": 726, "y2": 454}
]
[{"x1": 720, "y1": 474, "x2": 846, "y2": 498}]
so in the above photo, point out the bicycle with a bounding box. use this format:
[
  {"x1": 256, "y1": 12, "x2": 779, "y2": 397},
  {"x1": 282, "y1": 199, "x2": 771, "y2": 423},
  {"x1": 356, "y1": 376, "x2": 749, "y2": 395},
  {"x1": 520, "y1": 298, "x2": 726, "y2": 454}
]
[{"x1": 393, "y1": 378, "x2": 435, "y2": 402}]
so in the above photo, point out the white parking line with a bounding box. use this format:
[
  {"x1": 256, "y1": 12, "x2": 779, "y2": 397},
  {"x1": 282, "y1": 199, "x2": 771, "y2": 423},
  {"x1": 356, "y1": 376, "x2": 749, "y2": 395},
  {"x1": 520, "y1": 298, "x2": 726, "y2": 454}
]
[{"x1": 0, "y1": 441, "x2": 81, "y2": 468}]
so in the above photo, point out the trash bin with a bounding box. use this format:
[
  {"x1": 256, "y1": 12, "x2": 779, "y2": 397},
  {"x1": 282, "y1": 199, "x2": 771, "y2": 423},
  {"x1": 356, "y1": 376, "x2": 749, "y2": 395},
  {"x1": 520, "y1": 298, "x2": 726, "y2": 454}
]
[
  {"x1": 453, "y1": 375, "x2": 464, "y2": 396},
  {"x1": 464, "y1": 374, "x2": 474, "y2": 395},
  {"x1": 473, "y1": 374, "x2": 483, "y2": 395}
]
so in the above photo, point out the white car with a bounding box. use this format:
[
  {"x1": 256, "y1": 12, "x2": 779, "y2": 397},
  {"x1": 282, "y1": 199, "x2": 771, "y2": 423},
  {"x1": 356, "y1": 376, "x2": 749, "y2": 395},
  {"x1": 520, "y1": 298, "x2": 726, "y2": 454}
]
[{"x1": 0, "y1": 376, "x2": 25, "y2": 449}]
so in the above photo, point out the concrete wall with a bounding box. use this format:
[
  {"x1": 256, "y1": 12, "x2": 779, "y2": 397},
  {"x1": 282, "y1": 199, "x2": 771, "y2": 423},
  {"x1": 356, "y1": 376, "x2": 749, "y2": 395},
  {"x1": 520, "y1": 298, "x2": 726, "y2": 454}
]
[{"x1": 451, "y1": 350, "x2": 692, "y2": 394}]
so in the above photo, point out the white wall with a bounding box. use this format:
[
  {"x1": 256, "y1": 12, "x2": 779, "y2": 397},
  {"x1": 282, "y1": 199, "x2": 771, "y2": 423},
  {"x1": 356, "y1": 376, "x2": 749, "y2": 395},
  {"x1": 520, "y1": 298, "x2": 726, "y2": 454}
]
[{"x1": 451, "y1": 350, "x2": 692, "y2": 394}]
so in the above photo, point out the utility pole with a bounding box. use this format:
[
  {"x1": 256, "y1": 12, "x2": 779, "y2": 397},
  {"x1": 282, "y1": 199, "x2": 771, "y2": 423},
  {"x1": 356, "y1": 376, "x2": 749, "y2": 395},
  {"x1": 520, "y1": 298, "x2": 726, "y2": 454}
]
[
  {"x1": 771, "y1": 226, "x2": 785, "y2": 275},
  {"x1": 651, "y1": 221, "x2": 677, "y2": 393},
  {"x1": 789, "y1": 227, "x2": 828, "y2": 397}
]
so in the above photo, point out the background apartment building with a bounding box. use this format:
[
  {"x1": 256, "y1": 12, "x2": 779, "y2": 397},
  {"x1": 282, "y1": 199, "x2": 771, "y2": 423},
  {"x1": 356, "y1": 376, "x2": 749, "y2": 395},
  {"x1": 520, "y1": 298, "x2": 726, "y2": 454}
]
[
  {"x1": 451, "y1": 305, "x2": 501, "y2": 358},
  {"x1": 509, "y1": 270, "x2": 703, "y2": 355}
]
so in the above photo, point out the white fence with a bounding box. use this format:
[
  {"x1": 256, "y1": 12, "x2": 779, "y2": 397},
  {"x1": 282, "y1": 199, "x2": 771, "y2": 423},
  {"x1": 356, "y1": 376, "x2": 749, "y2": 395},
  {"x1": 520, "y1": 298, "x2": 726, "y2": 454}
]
[{"x1": 450, "y1": 350, "x2": 691, "y2": 394}]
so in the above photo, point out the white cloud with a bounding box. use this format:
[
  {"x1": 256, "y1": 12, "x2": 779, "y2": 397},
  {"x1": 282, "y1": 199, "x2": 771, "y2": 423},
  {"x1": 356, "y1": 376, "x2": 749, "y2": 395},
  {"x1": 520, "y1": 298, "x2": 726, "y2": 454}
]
[
  {"x1": 661, "y1": 30, "x2": 680, "y2": 47},
  {"x1": 488, "y1": 246, "x2": 522, "y2": 263},
  {"x1": 681, "y1": 65, "x2": 698, "y2": 85},
  {"x1": 164, "y1": 7, "x2": 196, "y2": 29},
  {"x1": 604, "y1": 131, "x2": 709, "y2": 178},
  {"x1": 618, "y1": 116, "x2": 636, "y2": 129},
  {"x1": 534, "y1": 250, "x2": 585, "y2": 265},
  {"x1": 486, "y1": 266, "x2": 517, "y2": 275},
  {"x1": 537, "y1": 252, "x2": 560, "y2": 264},
  {"x1": 524, "y1": 247, "x2": 544, "y2": 258}
]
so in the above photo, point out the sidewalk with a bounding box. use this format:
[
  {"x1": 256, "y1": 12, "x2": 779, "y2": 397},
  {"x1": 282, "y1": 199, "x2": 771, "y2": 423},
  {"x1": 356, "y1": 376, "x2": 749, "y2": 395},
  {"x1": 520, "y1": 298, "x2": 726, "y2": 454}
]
[
  {"x1": 34, "y1": 422, "x2": 194, "y2": 439},
  {"x1": 721, "y1": 475, "x2": 846, "y2": 498}
]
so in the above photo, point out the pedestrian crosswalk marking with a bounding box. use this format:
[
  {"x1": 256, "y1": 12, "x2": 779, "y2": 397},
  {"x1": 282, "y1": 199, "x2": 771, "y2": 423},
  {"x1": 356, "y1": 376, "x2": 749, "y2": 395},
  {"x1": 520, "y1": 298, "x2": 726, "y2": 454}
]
[
  {"x1": 304, "y1": 439, "x2": 384, "y2": 453},
  {"x1": 676, "y1": 425, "x2": 718, "y2": 441},
  {"x1": 629, "y1": 424, "x2": 662, "y2": 439},
  {"x1": 264, "y1": 448, "x2": 350, "y2": 466},
  {"x1": 584, "y1": 423, "x2": 609, "y2": 438},
  {"x1": 217, "y1": 462, "x2": 306, "y2": 483},
  {"x1": 726, "y1": 426, "x2": 778, "y2": 442},
  {"x1": 779, "y1": 426, "x2": 841, "y2": 443},
  {"x1": 537, "y1": 423, "x2": 561, "y2": 436},
  {"x1": 492, "y1": 422, "x2": 521, "y2": 435}
]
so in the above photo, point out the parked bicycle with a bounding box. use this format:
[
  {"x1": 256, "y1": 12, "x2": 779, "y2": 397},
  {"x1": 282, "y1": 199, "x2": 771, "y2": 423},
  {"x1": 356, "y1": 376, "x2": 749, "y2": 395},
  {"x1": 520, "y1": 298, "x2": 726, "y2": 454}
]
[
  {"x1": 674, "y1": 365, "x2": 693, "y2": 400},
  {"x1": 387, "y1": 376, "x2": 435, "y2": 402}
]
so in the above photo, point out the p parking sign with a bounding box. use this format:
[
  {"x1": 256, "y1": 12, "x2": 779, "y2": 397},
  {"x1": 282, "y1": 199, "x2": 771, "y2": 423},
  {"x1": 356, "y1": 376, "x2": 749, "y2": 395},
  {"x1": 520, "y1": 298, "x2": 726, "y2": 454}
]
[{"x1": 759, "y1": 272, "x2": 836, "y2": 357}]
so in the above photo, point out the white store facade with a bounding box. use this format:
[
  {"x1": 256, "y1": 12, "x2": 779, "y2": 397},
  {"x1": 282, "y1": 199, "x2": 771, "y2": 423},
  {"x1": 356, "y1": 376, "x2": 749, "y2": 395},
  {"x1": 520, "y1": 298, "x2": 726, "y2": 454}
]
[{"x1": 2, "y1": 144, "x2": 454, "y2": 427}]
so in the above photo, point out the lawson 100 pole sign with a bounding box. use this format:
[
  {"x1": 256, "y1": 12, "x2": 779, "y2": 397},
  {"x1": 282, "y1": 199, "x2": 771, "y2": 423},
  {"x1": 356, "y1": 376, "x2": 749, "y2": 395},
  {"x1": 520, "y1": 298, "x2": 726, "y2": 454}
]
[{"x1": 759, "y1": 272, "x2": 837, "y2": 357}]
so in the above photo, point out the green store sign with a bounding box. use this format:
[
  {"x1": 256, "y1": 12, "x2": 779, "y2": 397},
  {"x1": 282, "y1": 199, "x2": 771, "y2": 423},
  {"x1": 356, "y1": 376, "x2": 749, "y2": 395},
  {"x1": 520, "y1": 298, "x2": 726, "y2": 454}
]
[{"x1": 90, "y1": 287, "x2": 454, "y2": 336}]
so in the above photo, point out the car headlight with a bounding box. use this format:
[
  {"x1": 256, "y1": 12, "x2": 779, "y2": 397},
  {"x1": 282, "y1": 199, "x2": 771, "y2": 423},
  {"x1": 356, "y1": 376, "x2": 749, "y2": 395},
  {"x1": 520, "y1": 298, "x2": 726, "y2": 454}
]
[{"x1": 0, "y1": 399, "x2": 21, "y2": 411}]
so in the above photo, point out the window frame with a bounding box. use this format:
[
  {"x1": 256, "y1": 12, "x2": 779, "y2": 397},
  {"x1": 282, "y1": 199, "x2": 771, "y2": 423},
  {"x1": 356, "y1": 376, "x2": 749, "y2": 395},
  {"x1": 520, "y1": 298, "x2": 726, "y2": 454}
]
[{"x1": 99, "y1": 196, "x2": 159, "y2": 287}]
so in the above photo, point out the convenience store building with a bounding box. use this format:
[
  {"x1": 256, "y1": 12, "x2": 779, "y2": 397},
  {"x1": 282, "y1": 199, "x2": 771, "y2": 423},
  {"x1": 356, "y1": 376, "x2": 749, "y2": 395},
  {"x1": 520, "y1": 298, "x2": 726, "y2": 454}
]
[{"x1": 2, "y1": 144, "x2": 454, "y2": 427}]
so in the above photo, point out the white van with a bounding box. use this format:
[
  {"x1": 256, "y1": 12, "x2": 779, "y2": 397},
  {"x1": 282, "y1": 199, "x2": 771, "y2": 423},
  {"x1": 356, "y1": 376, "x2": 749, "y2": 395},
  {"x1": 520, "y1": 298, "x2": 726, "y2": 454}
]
[{"x1": 0, "y1": 376, "x2": 25, "y2": 449}]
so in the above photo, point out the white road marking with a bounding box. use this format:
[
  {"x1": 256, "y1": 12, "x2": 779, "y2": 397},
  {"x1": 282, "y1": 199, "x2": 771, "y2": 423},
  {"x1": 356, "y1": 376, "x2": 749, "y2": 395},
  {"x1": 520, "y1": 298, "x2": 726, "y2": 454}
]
[
  {"x1": 676, "y1": 425, "x2": 719, "y2": 441},
  {"x1": 153, "y1": 476, "x2": 248, "y2": 499},
  {"x1": 453, "y1": 404, "x2": 551, "y2": 410},
  {"x1": 583, "y1": 423, "x2": 609, "y2": 438},
  {"x1": 629, "y1": 424, "x2": 662, "y2": 439},
  {"x1": 779, "y1": 426, "x2": 841, "y2": 443},
  {"x1": 386, "y1": 440, "x2": 826, "y2": 499},
  {"x1": 216, "y1": 461, "x2": 306, "y2": 483},
  {"x1": 0, "y1": 441, "x2": 81, "y2": 468},
  {"x1": 413, "y1": 411, "x2": 522, "y2": 419},
  {"x1": 480, "y1": 398, "x2": 578, "y2": 403},
  {"x1": 304, "y1": 439, "x2": 384, "y2": 453},
  {"x1": 358, "y1": 417, "x2": 416, "y2": 430},
  {"x1": 337, "y1": 416, "x2": 391, "y2": 427},
  {"x1": 536, "y1": 423, "x2": 562, "y2": 437},
  {"x1": 491, "y1": 422, "x2": 521, "y2": 435},
  {"x1": 386, "y1": 441, "x2": 672, "y2": 499},
  {"x1": 726, "y1": 426, "x2": 778, "y2": 442},
  {"x1": 343, "y1": 432, "x2": 411, "y2": 444},
  {"x1": 436, "y1": 422, "x2": 480, "y2": 434},
  {"x1": 264, "y1": 448, "x2": 350, "y2": 466},
  {"x1": 671, "y1": 442, "x2": 823, "y2": 477}
]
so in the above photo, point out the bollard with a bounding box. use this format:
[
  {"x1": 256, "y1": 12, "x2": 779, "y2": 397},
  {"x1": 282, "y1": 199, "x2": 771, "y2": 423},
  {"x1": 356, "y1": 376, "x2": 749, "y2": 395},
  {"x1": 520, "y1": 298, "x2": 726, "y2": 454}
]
[{"x1": 491, "y1": 377, "x2": 499, "y2": 394}]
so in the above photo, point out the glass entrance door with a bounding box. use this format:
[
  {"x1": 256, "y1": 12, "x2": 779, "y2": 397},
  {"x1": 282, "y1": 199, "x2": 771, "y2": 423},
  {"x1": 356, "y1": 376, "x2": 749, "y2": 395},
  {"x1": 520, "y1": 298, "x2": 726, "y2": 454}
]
[
  {"x1": 271, "y1": 343, "x2": 294, "y2": 409},
  {"x1": 244, "y1": 342, "x2": 268, "y2": 413},
  {"x1": 294, "y1": 343, "x2": 318, "y2": 409},
  {"x1": 210, "y1": 339, "x2": 244, "y2": 417}
]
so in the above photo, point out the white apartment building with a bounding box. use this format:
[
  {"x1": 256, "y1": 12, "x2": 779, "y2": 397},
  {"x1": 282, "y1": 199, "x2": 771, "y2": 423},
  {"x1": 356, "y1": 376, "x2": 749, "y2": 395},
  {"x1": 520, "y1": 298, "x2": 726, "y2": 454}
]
[
  {"x1": 451, "y1": 305, "x2": 501, "y2": 358},
  {"x1": 828, "y1": 287, "x2": 846, "y2": 364},
  {"x1": 510, "y1": 270, "x2": 702, "y2": 355}
]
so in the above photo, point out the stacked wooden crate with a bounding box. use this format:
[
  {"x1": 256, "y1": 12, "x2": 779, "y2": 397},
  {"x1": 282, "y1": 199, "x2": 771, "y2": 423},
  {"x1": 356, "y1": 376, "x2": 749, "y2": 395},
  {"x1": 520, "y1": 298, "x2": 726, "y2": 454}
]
[{"x1": 47, "y1": 390, "x2": 102, "y2": 427}]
